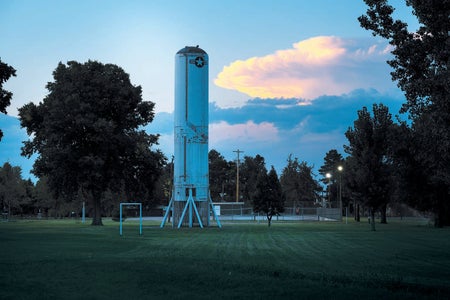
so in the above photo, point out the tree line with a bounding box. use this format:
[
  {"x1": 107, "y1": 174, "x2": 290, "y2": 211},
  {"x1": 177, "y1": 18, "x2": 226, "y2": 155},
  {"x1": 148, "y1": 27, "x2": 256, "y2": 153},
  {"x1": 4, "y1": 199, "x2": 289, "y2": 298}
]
[
  {"x1": 0, "y1": 150, "x2": 317, "y2": 228},
  {"x1": 1, "y1": 1, "x2": 448, "y2": 227}
]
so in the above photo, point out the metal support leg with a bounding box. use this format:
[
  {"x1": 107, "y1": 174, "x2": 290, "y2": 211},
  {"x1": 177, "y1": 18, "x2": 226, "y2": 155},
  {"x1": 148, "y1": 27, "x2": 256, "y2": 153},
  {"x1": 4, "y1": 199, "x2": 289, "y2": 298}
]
[
  {"x1": 209, "y1": 193, "x2": 222, "y2": 228},
  {"x1": 177, "y1": 189, "x2": 204, "y2": 228},
  {"x1": 160, "y1": 196, "x2": 174, "y2": 228}
]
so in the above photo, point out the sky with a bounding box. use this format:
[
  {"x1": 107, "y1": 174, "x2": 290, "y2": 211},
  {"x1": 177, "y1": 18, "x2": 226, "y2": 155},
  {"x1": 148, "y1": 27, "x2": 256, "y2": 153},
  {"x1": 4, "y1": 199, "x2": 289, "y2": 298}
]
[{"x1": 0, "y1": 0, "x2": 419, "y2": 182}]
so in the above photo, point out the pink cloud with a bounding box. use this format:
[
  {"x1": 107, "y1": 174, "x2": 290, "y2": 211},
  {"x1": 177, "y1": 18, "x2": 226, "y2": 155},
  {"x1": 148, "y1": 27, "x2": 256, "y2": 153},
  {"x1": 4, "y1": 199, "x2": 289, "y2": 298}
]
[{"x1": 214, "y1": 36, "x2": 393, "y2": 101}]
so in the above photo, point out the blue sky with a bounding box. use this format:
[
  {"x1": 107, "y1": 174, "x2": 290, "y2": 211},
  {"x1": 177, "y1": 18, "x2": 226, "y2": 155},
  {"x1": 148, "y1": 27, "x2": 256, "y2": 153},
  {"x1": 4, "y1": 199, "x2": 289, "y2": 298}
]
[{"x1": 1, "y1": 0, "x2": 418, "y2": 180}]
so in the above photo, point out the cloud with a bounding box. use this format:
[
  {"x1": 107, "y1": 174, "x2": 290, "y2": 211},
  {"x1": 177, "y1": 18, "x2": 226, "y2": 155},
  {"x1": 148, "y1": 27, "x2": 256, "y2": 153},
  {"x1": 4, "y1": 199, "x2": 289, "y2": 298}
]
[
  {"x1": 206, "y1": 89, "x2": 404, "y2": 172},
  {"x1": 210, "y1": 120, "x2": 279, "y2": 145},
  {"x1": 4, "y1": 89, "x2": 405, "y2": 180},
  {"x1": 214, "y1": 36, "x2": 394, "y2": 102}
]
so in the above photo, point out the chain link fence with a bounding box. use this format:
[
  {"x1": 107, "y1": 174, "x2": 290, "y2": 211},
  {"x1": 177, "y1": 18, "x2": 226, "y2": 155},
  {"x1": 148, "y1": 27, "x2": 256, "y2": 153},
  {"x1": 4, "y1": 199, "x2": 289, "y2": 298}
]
[{"x1": 214, "y1": 204, "x2": 342, "y2": 222}]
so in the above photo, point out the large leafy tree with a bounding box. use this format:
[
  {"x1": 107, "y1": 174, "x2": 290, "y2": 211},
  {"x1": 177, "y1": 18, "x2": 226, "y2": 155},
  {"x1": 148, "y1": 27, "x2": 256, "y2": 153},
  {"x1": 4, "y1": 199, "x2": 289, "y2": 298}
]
[
  {"x1": 253, "y1": 166, "x2": 285, "y2": 227},
  {"x1": 359, "y1": 1, "x2": 450, "y2": 226},
  {"x1": 0, "y1": 59, "x2": 17, "y2": 141},
  {"x1": 19, "y1": 60, "x2": 165, "y2": 225},
  {"x1": 280, "y1": 154, "x2": 322, "y2": 208},
  {"x1": 344, "y1": 104, "x2": 396, "y2": 231},
  {"x1": 387, "y1": 122, "x2": 434, "y2": 215}
]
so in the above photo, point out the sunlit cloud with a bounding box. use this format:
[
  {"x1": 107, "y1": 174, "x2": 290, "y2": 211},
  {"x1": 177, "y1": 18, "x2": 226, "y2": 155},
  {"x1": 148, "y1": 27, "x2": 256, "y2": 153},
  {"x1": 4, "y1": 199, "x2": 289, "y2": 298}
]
[{"x1": 214, "y1": 36, "x2": 393, "y2": 102}]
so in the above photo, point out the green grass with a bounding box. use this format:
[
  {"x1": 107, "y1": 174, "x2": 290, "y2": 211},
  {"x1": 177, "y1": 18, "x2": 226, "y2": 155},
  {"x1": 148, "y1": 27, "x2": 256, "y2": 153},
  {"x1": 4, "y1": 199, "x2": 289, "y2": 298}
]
[{"x1": 1, "y1": 219, "x2": 449, "y2": 299}]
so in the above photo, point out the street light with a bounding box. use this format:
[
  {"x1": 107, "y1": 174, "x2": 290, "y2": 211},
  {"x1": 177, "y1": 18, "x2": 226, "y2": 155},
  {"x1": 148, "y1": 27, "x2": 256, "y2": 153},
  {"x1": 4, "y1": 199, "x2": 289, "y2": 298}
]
[
  {"x1": 337, "y1": 166, "x2": 343, "y2": 221},
  {"x1": 325, "y1": 173, "x2": 332, "y2": 208}
]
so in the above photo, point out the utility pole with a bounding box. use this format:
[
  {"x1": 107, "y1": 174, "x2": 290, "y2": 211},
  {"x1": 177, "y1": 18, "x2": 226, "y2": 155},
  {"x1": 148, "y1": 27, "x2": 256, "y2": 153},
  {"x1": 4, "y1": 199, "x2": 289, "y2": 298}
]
[
  {"x1": 233, "y1": 149, "x2": 244, "y2": 203},
  {"x1": 339, "y1": 172, "x2": 342, "y2": 216}
]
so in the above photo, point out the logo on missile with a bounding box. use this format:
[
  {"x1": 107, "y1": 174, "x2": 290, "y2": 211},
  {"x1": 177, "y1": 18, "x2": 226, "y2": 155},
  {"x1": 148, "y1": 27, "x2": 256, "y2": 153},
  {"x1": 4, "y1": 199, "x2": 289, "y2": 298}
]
[{"x1": 191, "y1": 56, "x2": 205, "y2": 68}]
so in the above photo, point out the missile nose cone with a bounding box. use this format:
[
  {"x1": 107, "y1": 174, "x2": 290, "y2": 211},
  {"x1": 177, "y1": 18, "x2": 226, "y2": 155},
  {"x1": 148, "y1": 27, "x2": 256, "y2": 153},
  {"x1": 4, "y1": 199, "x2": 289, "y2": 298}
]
[{"x1": 177, "y1": 45, "x2": 207, "y2": 55}]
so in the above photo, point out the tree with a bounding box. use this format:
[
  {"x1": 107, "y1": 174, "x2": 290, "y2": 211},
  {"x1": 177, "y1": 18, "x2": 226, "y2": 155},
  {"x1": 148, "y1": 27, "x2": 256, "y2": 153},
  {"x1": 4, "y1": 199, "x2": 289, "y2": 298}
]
[
  {"x1": 240, "y1": 154, "x2": 267, "y2": 206},
  {"x1": 0, "y1": 162, "x2": 26, "y2": 217},
  {"x1": 152, "y1": 158, "x2": 174, "y2": 206},
  {"x1": 388, "y1": 120, "x2": 448, "y2": 223},
  {"x1": 319, "y1": 150, "x2": 344, "y2": 185},
  {"x1": 34, "y1": 176, "x2": 55, "y2": 218},
  {"x1": 319, "y1": 150, "x2": 344, "y2": 208},
  {"x1": 20, "y1": 179, "x2": 35, "y2": 216},
  {"x1": 208, "y1": 149, "x2": 232, "y2": 201},
  {"x1": 344, "y1": 104, "x2": 396, "y2": 231},
  {"x1": 19, "y1": 60, "x2": 165, "y2": 225},
  {"x1": 280, "y1": 155, "x2": 322, "y2": 208},
  {"x1": 253, "y1": 166, "x2": 285, "y2": 227},
  {"x1": 359, "y1": 1, "x2": 450, "y2": 226},
  {"x1": 0, "y1": 59, "x2": 17, "y2": 141}
]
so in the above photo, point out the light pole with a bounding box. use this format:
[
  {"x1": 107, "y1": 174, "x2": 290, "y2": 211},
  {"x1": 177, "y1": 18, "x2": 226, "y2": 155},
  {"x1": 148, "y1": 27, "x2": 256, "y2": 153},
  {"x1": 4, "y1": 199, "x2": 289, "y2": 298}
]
[
  {"x1": 326, "y1": 173, "x2": 332, "y2": 208},
  {"x1": 337, "y1": 166, "x2": 343, "y2": 220}
]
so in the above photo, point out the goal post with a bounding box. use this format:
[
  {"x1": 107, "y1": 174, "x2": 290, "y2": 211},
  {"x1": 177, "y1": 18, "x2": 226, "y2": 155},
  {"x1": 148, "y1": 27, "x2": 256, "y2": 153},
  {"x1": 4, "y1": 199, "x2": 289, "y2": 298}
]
[{"x1": 119, "y1": 202, "x2": 142, "y2": 236}]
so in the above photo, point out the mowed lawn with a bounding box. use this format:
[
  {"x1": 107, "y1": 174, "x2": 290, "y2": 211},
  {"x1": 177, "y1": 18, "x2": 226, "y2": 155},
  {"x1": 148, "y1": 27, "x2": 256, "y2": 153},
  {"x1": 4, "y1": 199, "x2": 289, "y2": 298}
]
[{"x1": 1, "y1": 218, "x2": 449, "y2": 299}]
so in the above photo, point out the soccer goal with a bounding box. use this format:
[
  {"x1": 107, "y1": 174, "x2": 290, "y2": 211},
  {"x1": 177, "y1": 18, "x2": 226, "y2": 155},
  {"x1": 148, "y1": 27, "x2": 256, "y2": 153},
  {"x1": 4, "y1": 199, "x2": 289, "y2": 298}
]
[{"x1": 119, "y1": 202, "x2": 142, "y2": 236}]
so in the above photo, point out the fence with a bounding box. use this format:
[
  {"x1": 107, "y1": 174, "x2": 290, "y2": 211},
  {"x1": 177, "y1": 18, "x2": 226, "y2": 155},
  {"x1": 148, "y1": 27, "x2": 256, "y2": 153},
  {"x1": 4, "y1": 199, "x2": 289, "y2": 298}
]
[{"x1": 213, "y1": 204, "x2": 342, "y2": 222}]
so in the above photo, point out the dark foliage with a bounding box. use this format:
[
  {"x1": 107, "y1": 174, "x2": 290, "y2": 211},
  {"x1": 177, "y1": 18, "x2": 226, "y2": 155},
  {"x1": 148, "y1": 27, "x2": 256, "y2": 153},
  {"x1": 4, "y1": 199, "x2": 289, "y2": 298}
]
[
  {"x1": 253, "y1": 166, "x2": 285, "y2": 226},
  {"x1": 0, "y1": 59, "x2": 17, "y2": 140},
  {"x1": 209, "y1": 149, "x2": 233, "y2": 202},
  {"x1": 19, "y1": 61, "x2": 165, "y2": 225},
  {"x1": 240, "y1": 154, "x2": 268, "y2": 206},
  {"x1": 281, "y1": 155, "x2": 322, "y2": 208},
  {"x1": 345, "y1": 104, "x2": 397, "y2": 230},
  {"x1": 359, "y1": 0, "x2": 450, "y2": 226}
]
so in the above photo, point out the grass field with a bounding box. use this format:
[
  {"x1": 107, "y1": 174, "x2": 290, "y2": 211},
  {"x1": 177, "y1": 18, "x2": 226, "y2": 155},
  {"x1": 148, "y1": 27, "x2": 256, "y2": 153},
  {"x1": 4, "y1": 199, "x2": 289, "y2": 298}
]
[{"x1": 1, "y1": 218, "x2": 449, "y2": 299}]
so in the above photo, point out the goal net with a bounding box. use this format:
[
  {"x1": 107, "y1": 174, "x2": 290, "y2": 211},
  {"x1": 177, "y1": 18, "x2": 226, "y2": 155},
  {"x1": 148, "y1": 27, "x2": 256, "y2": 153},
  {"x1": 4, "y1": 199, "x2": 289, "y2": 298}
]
[{"x1": 119, "y1": 202, "x2": 142, "y2": 236}]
